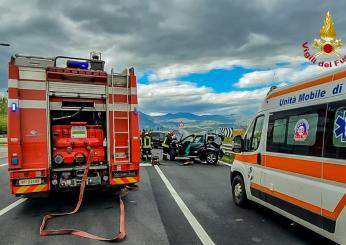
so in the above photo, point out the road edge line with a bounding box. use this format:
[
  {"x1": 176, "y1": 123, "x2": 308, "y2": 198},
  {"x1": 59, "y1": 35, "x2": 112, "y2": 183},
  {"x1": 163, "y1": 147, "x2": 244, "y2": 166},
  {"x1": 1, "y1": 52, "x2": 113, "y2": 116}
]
[
  {"x1": 0, "y1": 163, "x2": 8, "y2": 167},
  {"x1": 154, "y1": 165, "x2": 215, "y2": 245},
  {"x1": 0, "y1": 198, "x2": 28, "y2": 216},
  {"x1": 218, "y1": 160, "x2": 232, "y2": 167},
  {"x1": 140, "y1": 163, "x2": 152, "y2": 167}
]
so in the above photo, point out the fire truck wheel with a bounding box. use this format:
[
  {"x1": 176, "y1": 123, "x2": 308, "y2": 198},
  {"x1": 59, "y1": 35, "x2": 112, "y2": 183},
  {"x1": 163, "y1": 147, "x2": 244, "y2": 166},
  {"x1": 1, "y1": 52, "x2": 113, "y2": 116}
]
[{"x1": 232, "y1": 175, "x2": 248, "y2": 207}]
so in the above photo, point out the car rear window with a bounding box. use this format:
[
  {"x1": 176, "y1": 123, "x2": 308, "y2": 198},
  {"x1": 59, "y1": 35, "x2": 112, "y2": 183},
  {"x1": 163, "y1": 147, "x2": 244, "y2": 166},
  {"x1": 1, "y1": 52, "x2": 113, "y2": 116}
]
[{"x1": 151, "y1": 133, "x2": 160, "y2": 138}]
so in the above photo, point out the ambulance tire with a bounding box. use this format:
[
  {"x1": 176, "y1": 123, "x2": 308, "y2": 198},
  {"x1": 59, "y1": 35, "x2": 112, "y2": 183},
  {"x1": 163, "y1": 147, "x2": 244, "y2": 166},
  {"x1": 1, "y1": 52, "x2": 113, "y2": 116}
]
[{"x1": 232, "y1": 175, "x2": 247, "y2": 207}]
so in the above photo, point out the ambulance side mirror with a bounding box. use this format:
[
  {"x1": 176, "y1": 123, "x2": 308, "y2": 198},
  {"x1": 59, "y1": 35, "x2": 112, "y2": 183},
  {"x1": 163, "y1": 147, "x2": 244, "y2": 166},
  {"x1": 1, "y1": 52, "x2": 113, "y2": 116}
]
[{"x1": 232, "y1": 135, "x2": 243, "y2": 153}]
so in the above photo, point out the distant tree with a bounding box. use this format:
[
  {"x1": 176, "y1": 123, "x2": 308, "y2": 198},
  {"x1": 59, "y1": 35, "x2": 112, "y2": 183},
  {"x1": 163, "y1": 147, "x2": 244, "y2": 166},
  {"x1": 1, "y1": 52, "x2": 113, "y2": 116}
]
[
  {"x1": 0, "y1": 96, "x2": 7, "y2": 134},
  {"x1": 0, "y1": 96, "x2": 7, "y2": 115}
]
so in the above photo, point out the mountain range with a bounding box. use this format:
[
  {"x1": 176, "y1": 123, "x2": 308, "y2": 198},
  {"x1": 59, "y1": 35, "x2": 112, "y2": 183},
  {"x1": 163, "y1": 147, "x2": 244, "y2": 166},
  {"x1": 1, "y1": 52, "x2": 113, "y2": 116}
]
[{"x1": 139, "y1": 112, "x2": 239, "y2": 133}]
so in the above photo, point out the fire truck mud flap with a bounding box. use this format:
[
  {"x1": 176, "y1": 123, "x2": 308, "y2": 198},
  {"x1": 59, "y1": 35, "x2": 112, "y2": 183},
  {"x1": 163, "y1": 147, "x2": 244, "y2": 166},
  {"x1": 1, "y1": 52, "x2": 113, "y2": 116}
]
[{"x1": 39, "y1": 149, "x2": 135, "y2": 242}]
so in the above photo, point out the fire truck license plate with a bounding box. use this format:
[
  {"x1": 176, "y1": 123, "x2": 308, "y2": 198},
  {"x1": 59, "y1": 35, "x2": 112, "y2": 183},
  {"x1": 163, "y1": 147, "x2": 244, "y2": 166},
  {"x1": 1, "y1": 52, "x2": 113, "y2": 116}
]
[{"x1": 18, "y1": 178, "x2": 41, "y2": 186}]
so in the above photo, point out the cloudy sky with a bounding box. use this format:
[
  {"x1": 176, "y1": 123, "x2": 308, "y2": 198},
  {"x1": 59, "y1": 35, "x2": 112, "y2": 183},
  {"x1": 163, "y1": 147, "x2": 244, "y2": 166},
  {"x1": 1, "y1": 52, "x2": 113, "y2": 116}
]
[{"x1": 1, "y1": 0, "x2": 346, "y2": 116}]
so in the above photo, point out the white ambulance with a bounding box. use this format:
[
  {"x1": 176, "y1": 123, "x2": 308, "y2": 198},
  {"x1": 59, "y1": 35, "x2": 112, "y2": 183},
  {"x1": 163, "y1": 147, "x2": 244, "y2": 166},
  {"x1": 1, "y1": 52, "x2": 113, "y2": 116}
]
[{"x1": 231, "y1": 68, "x2": 346, "y2": 244}]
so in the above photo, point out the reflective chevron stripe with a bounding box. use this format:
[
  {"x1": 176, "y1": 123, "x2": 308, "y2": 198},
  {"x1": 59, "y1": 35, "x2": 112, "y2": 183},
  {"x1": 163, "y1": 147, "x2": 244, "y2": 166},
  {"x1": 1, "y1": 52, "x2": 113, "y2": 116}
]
[
  {"x1": 111, "y1": 176, "x2": 139, "y2": 185},
  {"x1": 13, "y1": 184, "x2": 49, "y2": 194}
]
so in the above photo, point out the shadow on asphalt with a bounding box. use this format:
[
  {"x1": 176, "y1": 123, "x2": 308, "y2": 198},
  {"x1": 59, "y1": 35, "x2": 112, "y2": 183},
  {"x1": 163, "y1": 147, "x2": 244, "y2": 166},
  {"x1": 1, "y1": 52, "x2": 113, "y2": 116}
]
[
  {"x1": 243, "y1": 201, "x2": 337, "y2": 245},
  {"x1": 155, "y1": 159, "x2": 337, "y2": 245},
  {"x1": 14, "y1": 190, "x2": 122, "y2": 224}
]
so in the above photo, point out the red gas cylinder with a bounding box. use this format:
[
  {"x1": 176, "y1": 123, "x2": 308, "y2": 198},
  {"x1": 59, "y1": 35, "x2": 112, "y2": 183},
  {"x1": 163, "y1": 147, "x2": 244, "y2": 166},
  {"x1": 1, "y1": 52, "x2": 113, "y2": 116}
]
[{"x1": 52, "y1": 122, "x2": 105, "y2": 165}]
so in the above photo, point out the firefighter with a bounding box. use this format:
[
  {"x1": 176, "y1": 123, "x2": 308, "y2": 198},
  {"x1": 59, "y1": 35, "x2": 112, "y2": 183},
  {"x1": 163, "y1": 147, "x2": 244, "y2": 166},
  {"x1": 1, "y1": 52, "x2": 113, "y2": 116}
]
[
  {"x1": 162, "y1": 131, "x2": 173, "y2": 160},
  {"x1": 142, "y1": 132, "x2": 152, "y2": 161},
  {"x1": 140, "y1": 130, "x2": 145, "y2": 148}
]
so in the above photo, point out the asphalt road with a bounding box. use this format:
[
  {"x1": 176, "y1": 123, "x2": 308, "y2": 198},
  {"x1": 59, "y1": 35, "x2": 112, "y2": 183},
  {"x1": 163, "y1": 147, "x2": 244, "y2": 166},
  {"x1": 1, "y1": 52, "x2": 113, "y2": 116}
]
[{"x1": 0, "y1": 150, "x2": 337, "y2": 245}]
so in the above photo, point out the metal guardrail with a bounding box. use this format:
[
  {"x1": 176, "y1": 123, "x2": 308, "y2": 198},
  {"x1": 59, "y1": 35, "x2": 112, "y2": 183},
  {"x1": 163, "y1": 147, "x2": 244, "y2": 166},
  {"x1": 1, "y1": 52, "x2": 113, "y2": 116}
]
[{"x1": 221, "y1": 143, "x2": 233, "y2": 154}]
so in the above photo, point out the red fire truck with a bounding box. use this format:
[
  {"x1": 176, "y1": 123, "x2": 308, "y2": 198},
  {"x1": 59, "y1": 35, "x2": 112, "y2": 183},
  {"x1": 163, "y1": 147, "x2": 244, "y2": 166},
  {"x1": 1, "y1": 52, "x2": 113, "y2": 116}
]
[{"x1": 7, "y1": 53, "x2": 141, "y2": 196}]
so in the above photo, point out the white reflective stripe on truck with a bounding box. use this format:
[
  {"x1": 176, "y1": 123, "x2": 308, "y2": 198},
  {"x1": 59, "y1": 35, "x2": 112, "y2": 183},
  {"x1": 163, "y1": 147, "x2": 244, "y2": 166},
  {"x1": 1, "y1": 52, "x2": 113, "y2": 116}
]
[
  {"x1": 109, "y1": 104, "x2": 138, "y2": 112},
  {"x1": 8, "y1": 79, "x2": 46, "y2": 90},
  {"x1": 19, "y1": 67, "x2": 47, "y2": 80},
  {"x1": 8, "y1": 99, "x2": 46, "y2": 109},
  {"x1": 109, "y1": 87, "x2": 137, "y2": 95}
]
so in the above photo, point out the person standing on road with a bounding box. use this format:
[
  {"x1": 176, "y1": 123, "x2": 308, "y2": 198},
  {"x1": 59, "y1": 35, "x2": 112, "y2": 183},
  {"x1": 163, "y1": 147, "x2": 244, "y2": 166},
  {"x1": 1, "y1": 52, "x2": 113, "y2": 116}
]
[
  {"x1": 140, "y1": 130, "x2": 146, "y2": 160},
  {"x1": 182, "y1": 134, "x2": 196, "y2": 166},
  {"x1": 142, "y1": 132, "x2": 153, "y2": 161},
  {"x1": 141, "y1": 129, "x2": 147, "y2": 146},
  {"x1": 162, "y1": 131, "x2": 173, "y2": 160}
]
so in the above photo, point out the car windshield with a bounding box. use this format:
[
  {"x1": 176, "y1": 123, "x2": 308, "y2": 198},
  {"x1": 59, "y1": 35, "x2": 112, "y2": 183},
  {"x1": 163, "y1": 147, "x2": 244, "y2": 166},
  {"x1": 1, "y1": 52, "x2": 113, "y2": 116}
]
[
  {"x1": 150, "y1": 132, "x2": 161, "y2": 139},
  {"x1": 182, "y1": 136, "x2": 194, "y2": 143},
  {"x1": 193, "y1": 136, "x2": 204, "y2": 143},
  {"x1": 175, "y1": 129, "x2": 190, "y2": 140}
]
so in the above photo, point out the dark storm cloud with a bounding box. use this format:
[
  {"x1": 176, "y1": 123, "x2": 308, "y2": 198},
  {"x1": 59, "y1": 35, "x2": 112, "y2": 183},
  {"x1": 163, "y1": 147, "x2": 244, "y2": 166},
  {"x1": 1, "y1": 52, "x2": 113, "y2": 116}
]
[
  {"x1": 44, "y1": 0, "x2": 345, "y2": 66},
  {"x1": 0, "y1": 0, "x2": 345, "y2": 88}
]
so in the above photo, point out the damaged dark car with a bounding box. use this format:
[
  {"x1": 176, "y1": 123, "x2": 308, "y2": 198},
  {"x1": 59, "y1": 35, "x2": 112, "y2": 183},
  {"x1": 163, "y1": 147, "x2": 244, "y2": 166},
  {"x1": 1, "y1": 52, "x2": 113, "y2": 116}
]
[{"x1": 169, "y1": 133, "x2": 224, "y2": 164}]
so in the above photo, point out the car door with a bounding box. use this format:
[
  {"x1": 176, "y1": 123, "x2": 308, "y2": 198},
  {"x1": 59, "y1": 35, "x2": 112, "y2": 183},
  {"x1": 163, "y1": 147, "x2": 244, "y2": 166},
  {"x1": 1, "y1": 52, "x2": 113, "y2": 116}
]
[
  {"x1": 239, "y1": 114, "x2": 266, "y2": 199},
  {"x1": 189, "y1": 135, "x2": 205, "y2": 156},
  {"x1": 179, "y1": 135, "x2": 194, "y2": 156}
]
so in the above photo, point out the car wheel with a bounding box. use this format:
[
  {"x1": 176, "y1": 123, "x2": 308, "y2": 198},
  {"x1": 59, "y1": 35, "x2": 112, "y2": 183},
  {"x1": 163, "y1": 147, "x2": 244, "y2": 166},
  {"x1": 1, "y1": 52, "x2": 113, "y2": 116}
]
[
  {"x1": 231, "y1": 175, "x2": 247, "y2": 206},
  {"x1": 169, "y1": 149, "x2": 176, "y2": 161},
  {"x1": 206, "y1": 151, "x2": 218, "y2": 165}
]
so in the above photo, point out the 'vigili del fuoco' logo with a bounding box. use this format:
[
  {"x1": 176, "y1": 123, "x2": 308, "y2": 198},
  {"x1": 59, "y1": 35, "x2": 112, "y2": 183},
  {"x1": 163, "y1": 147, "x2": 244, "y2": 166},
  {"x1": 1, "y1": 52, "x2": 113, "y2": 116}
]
[{"x1": 302, "y1": 11, "x2": 344, "y2": 68}]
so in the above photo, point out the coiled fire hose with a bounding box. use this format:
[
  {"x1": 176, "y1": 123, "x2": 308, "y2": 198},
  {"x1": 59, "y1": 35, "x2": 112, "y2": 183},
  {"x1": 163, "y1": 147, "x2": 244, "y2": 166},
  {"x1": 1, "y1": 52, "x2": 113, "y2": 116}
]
[{"x1": 40, "y1": 149, "x2": 128, "y2": 242}]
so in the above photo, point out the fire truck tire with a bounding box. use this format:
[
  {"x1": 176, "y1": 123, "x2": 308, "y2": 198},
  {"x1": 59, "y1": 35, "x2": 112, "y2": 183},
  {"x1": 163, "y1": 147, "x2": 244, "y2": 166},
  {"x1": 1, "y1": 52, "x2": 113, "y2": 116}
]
[{"x1": 231, "y1": 175, "x2": 248, "y2": 207}]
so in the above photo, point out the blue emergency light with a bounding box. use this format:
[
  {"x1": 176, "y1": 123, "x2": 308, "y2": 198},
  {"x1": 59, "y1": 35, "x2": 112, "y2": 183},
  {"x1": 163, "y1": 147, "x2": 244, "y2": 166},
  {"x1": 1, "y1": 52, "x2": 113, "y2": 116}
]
[
  {"x1": 66, "y1": 60, "x2": 89, "y2": 69},
  {"x1": 11, "y1": 156, "x2": 18, "y2": 165},
  {"x1": 11, "y1": 102, "x2": 17, "y2": 112}
]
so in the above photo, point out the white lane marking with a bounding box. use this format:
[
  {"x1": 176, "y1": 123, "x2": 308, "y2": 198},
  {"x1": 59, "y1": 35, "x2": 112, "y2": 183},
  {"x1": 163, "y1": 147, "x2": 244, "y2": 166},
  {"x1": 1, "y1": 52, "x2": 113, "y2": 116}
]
[
  {"x1": 0, "y1": 198, "x2": 27, "y2": 216},
  {"x1": 154, "y1": 165, "x2": 215, "y2": 245},
  {"x1": 0, "y1": 163, "x2": 8, "y2": 167},
  {"x1": 140, "y1": 163, "x2": 152, "y2": 167},
  {"x1": 218, "y1": 160, "x2": 232, "y2": 167}
]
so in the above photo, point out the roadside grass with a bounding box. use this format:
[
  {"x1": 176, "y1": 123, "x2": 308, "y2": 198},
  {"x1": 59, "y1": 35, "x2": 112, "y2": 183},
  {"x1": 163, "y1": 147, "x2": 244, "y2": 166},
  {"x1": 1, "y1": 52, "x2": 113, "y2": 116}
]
[
  {"x1": 0, "y1": 114, "x2": 7, "y2": 144},
  {"x1": 0, "y1": 115, "x2": 6, "y2": 134},
  {"x1": 221, "y1": 153, "x2": 234, "y2": 164}
]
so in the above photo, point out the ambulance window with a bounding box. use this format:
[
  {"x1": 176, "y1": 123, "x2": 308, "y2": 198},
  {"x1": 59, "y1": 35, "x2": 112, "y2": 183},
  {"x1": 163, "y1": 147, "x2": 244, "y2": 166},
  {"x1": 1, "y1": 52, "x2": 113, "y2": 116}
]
[
  {"x1": 273, "y1": 118, "x2": 287, "y2": 143},
  {"x1": 324, "y1": 102, "x2": 346, "y2": 159},
  {"x1": 267, "y1": 104, "x2": 326, "y2": 157},
  {"x1": 243, "y1": 119, "x2": 255, "y2": 151},
  {"x1": 251, "y1": 115, "x2": 264, "y2": 151},
  {"x1": 286, "y1": 113, "x2": 318, "y2": 146},
  {"x1": 244, "y1": 115, "x2": 264, "y2": 152},
  {"x1": 332, "y1": 107, "x2": 346, "y2": 148}
]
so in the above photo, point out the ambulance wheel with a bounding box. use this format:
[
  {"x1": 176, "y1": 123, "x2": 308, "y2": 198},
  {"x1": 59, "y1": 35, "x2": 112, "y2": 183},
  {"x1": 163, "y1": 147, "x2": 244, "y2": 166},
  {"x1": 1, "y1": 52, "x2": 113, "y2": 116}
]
[
  {"x1": 232, "y1": 175, "x2": 247, "y2": 206},
  {"x1": 206, "y1": 152, "x2": 218, "y2": 165}
]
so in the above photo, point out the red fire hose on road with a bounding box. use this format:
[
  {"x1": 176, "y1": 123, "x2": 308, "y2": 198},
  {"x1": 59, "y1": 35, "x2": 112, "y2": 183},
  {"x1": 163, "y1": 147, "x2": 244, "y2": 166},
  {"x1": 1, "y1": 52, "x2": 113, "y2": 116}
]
[{"x1": 40, "y1": 150, "x2": 127, "y2": 242}]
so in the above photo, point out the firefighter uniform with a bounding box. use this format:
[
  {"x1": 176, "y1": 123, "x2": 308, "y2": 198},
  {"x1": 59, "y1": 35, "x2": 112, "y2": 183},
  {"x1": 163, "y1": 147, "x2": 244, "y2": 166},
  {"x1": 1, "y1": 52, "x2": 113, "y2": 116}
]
[
  {"x1": 142, "y1": 133, "x2": 153, "y2": 161},
  {"x1": 162, "y1": 132, "x2": 173, "y2": 160}
]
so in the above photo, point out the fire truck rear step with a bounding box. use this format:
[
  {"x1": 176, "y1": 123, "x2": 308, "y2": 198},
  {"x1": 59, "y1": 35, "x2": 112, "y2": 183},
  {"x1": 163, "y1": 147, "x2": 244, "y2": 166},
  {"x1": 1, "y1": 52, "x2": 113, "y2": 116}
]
[{"x1": 51, "y1": 165, "x2": 108, "y2": 172}]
